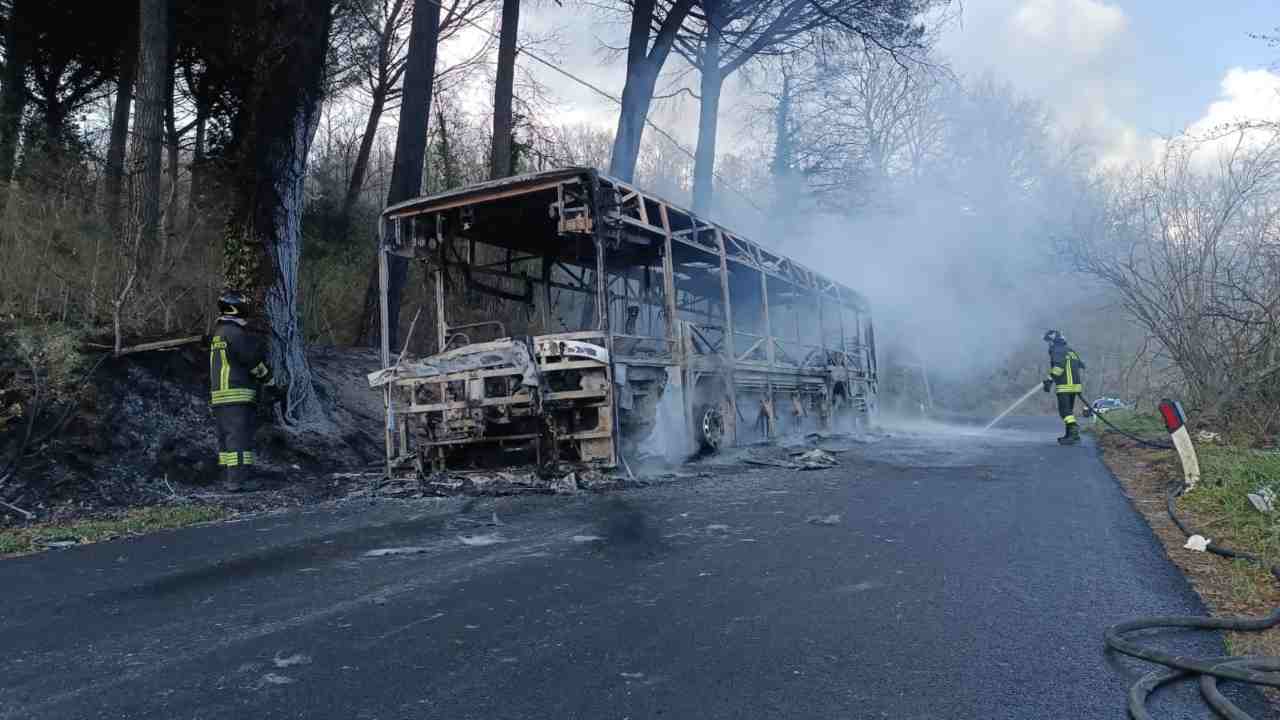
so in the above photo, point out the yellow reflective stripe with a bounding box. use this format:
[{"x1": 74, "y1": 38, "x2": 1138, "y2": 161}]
[
  {"x1": 1065, "y1": 358, "x2": 1074, "y2": 386},
  {"x1": 1064, "y1": 415, "x2": 1077, "y2": 424},
  {"x1": 1049, "y1": 367, "x2": 1064, "y2": 376},
  {"x1": 241, "y1": 452, "x2": 255, "y2": 465},
  {"x1": 218, "y1": 452, "x2": 240, "y2": 467},
  {"x1": 211, "y1": 389, "x2": 257, "y2": 404},
  {"x1": 219, "y1": 347, "x2": 231, "y2": 392},
  {"x1": 1056, "y1": 384, "x2": 1082, "y2": 393}
]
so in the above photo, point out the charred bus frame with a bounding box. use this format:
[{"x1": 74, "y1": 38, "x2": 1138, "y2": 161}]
[{"x1": 371, "y1": 167, "x2": 877, "y2": 476}]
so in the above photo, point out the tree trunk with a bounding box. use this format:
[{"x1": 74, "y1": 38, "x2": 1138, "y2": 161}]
[
  {"x1": 163, "y1": 80, "x2": 179, "y2": 261},
  {"x1": 437, "y1": 106, "x2": 458, "y2": 188},
  {"x1": 386, "y1": 0, "x2": 439, "y2": 206},
  {"x1": 356, "y1": 0, "x2": 441, "y2": 348},
  {"x1": 162, "y1": 1, "x2": 180, "y2": 249},
  {"x1": 607, "y1": 0, "x2": 694, "y2": 182},
  {"x1": 187, "y1": 98, "x2": 208, "y2": 225},
  {"x1": 130, "y1": 0, "x2": 168, "y2": 267},
  {"x1": 0, "y1": 0, "x2": 30, "y2": 196},
  {"x1": 690, "y1": 22, "x2": 723, "y2": 217},
  {"x1": 771, "y1": 70, "x2": 792, "y2": 180},
  {"x1": 222, "y1": 0, "x2": 334, "y2": 425},
  {"x1": 769, "y1": 68, "x2": 796, "y2": 240},
  {"x1": 103, "y1": 4, "x2": 139, "y2": 237},
  {"x1": 41, "y1": 71, "x2": 66, "y2": 151},
  {"x1": 489, "y1": 0, "x2": 520, "y2": 180},
  {"x1": 338, "y1": 83, "x2": 386, "y2": 239},
  {"x1": 609, "y1": 66, "x2": 660, "y2": 183}
]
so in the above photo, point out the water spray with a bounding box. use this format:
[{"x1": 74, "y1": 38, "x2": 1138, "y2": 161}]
[{"x1": 982, "y1": 384, "x2": 1043, "y2": 432}]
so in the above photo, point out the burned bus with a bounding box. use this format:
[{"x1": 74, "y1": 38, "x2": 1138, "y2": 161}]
[{"x1": 368, "y1": 167, "x2": 877, "y2": 475}]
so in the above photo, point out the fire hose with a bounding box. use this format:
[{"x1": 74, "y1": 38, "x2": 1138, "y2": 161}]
[
  {"x1": 1081, "y1": 394, "x2": 1174, "y2": 451},
  {"x1": 1100, "y1": 399, "x2": 1280, "y2": 718}
]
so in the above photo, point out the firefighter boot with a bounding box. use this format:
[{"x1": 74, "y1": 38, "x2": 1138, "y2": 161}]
[{"x1": 1058, "y1": 422, "x2": 1081, "y2": 445}]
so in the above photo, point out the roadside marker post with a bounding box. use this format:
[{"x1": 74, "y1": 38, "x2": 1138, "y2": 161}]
[{"x1": 1158, "y1": 399, "x2": 1201, "y2": 492}]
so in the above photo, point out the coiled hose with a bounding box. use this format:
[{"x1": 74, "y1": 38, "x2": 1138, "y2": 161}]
[{"x1": 1100, "y1": 440, "x2": 1280, "y2": 717}]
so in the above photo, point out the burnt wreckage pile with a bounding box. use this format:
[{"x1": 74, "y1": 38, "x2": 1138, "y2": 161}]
[{"x1": 368, "y1": 168, "x2": 878, "y2": 478}]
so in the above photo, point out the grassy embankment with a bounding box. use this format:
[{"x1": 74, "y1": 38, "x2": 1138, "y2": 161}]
[
  {"x1": 1093, "y1": 410, "x2": 1279, "y2": 654},
  {"x1": 0, "y1": 505, "x2": 229, "y2": 557}
]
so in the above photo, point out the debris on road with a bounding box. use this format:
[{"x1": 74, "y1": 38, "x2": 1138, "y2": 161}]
[
  {"x1": 791, "y1": 448, "x2": 839, "y2": 470},
  {"x1": 272, "y1": 653, "x2": 311, "y2": 668},
  {"x1": 744, "y1": 457, "x2": 801, "y2": 470},
  {"x1": 399, "y1": 464, "x2": 625, "y2": 498},
  {"x1": 364, "y1": 546, "x2": 431, "y2": 557},
  {"x1": 458, "y1": 533, "x2": 504, "y2": 547},
  {"x1": 552, "y1": 473, "x2": 580, "y2": 495},
  {"x1": 257, "y1": 673, "x2": 295, "y2": 687},
  {"x1": 742, "y1": 441, "x2": 843, "y2": 472},
  {"x1": 806, "y1": 514, "x2": 842, "y2": 526}
]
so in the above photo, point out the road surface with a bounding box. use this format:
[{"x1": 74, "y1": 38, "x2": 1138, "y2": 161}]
[{"x1": 0, "y1": 418, "x2": 1262, "y2": 719}]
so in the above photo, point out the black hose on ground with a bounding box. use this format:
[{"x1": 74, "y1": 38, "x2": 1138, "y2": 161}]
[
  {"x1": 1104, "y1": 477, "x2": 1280, "y2": 718},
  {"x1": 1082, "y1": 394, "x2": 1174, "y2": 450}
]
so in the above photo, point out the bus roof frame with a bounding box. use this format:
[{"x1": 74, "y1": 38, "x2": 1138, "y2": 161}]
[{"x1": 380, "y1": 166, "x2": 870, "y2": 313}]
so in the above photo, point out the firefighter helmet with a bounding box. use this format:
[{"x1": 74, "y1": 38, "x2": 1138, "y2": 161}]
[
  {"x1": 1043, "y1": 329, "x2": 1065, "y2": 345},
  {"x1": 218, "y1": 290, "x2": 250, "y2": 318}
]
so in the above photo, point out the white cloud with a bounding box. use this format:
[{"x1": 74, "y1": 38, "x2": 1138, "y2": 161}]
[
  {"x1": 1140, "y1": 68, "x2": 1280, "y2": 169},
  {"x1": 1009, "y1": 0, "x2": 1127, "y2": 62},
  {"x1": 1186, "y1": 68, "x2": 1280, "y2": 136}
]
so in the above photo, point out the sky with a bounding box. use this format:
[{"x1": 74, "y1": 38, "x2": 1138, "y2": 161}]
[{"x1": 502, "y1": 0, "x2": 1280, "y2": 165}]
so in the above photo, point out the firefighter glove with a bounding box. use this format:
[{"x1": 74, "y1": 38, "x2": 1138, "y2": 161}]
[{"x1": 1043, "y1": 379, "x2": 1053, "y2": 393}]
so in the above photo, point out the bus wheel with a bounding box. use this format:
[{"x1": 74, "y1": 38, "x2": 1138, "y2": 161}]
[{"x1": 696, "y1": 404, "x2": 725, "y2": 451}]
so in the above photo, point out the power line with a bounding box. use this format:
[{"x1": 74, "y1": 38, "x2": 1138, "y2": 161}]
[{"x1": 415, "y1": 0, "x2": 768, "y2": 215}]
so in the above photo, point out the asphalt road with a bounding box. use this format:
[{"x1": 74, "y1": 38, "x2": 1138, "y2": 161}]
[{"x1": 0, "y1": 418, "x2": 1263, "y2": 719}]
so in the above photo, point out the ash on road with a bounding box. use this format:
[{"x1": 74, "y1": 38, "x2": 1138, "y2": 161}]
[{"x1": 0, "y1": 418, "x2": 1262, "y2": 719}]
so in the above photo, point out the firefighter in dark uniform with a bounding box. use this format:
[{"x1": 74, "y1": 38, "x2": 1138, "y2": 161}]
[
  {"x1": 1042, "y1": 330, "x2": 1085, "y2": 445},
  {"x1": 209, "y1": 291, "x2": 272, "y2": 487}
]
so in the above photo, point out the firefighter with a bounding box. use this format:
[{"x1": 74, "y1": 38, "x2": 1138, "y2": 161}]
[
  {"x1": 1042, "y1": 330, "x2": 1085, "y2": 445},
  {"x1": 209, "y1": 291, "x2": 272, "y2": 488}
]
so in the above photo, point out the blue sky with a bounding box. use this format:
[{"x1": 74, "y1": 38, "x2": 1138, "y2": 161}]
[
  {"x1": 939, "y1": 0, "x2": 1278, "y2": 146},
  {"x1": 1122, "y1": 0, "x2": 1274, "y2": 134}
]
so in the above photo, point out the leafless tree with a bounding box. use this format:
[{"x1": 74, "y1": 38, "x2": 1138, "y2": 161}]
[
  {"x1": 354, "y1": 0, "x2": 444, "y2": 348},
  {"x1": 677, "y1": 0, "x2": 941, "y2": 216},
  {"x1": 1061, "y1": 126, "x2": 1280, "y2": 423},
  {"x1": 336, "y1": 0, "x2": 496, "y2": 238}
]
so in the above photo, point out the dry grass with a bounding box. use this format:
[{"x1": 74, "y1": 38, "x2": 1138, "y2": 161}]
[{"x1": 0, "y1": 504, "x2": 230, "y2": 558}]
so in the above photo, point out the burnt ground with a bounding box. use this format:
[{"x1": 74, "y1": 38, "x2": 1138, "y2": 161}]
[
  {"x1": 0, "y1": 417, "x2": 1266, "y2": 719},
  {"x1": 0, "y1": 345, "x2": 389, "y2": 524}
]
